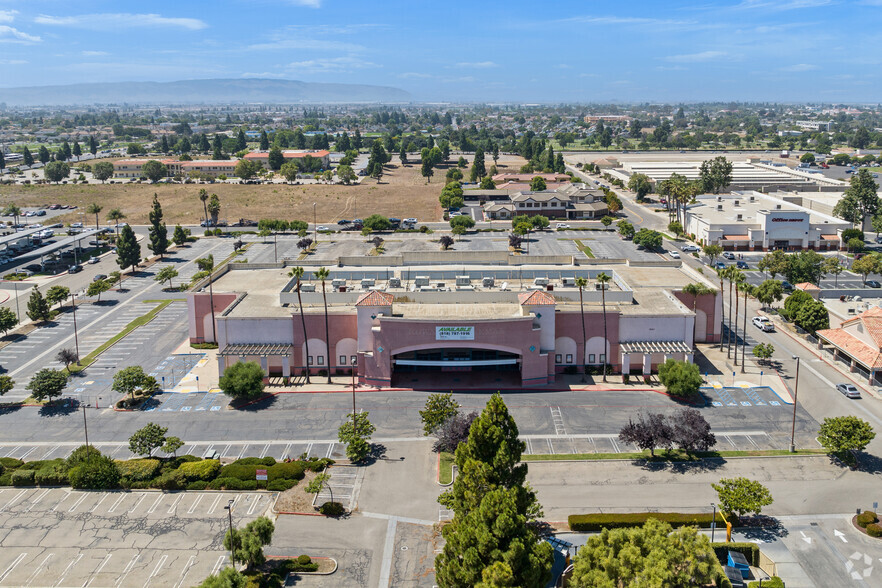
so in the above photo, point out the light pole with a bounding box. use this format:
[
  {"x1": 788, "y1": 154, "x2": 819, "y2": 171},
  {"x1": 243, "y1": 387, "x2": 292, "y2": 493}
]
[
  {"x1": 711, "y1": 502, "x2": 717, "y2": 542},
  {"x1": 351, "y1": 356, "x2": 357, "y2": 416},
  {"x1": 81, "y1": 401, "x2": 89, "y2": 447},
  {"x1": 71, "y1": 293, "x2": 80, "y2": 365},
  {"x1": 273, "y1": 232, "x2": 277, "y2": 263},
  {"x1": 313, "y1": 202, "x2": 317, "y2": 244},
  {"x1": 790, "y1": 354, "x2": 800, "y2": 453},
  {"x1": 224, "y1": 499, "x2": 235, "y2": 567}
]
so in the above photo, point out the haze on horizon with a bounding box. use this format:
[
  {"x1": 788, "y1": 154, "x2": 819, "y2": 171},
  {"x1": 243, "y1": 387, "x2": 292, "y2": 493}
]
[{"x1": 0, "y1": 0, "x2": 878, "y2": 103}]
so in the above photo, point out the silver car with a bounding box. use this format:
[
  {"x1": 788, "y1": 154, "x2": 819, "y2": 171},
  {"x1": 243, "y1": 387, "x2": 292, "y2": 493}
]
[{"x1": 836, "y1": 383, "x2": 861, "y2": 399}]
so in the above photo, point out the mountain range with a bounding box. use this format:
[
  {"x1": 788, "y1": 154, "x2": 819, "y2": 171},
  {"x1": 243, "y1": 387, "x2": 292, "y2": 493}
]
[{"x1": 0, "y1": 78, "x2": 412, "y2": 106}]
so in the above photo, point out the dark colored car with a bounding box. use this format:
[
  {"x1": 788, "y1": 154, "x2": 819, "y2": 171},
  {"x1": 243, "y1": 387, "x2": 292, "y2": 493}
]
[
  {"x1": 337, "y1": 219, "x2": 350, "y2": 225},
  {"x1": 69, "y1": 264, "x2": 83, "y2": 273},
  {"x1": 736, "y1": 261, "x2": 749, "y2": 269},
  {"x1": 93, "y1": 274, "x2": 108, "y2": 282},
  {"x1": 867, "y1": 280, "x2": 881, "y2": 288},
  {"x1": 781, "y1": 280, "x2": 793, "y2": 290}
]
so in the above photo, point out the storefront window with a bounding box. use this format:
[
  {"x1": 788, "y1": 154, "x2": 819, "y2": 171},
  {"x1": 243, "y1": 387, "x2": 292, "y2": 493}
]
[
  {"x1": 340, "y1": 355, "x2": 346, "y2": 366},
  {"x1": 588, "y1": 354, "x2": 596, "y2": 363},
  {"x1": 317, "y1": 356, "x2": 324, "y2": 366},
  {"x1": 307, "y1": 356, "x2": 313, "y2": 365},
  {"x1": 566, "y1": 354, "x2": 573, "y2": 364},
  {"x1": 555, "y1": 354, "x2": 562, "y2": 364}
]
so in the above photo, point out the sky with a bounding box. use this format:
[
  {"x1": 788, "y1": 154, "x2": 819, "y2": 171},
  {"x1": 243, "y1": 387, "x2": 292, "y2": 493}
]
[{"x1": 0, "y1": 0, "x2": 880, "y2": 103}]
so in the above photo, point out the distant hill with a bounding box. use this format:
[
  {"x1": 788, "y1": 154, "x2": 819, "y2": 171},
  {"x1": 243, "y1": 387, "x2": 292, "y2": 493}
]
[{"x1": 0, "y1": 78, "x2": 412, "y2": 106}]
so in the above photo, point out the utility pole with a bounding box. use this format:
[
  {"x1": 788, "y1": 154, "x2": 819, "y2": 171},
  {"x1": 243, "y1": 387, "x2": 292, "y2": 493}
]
[{"x1": 71, "y1": 293, "x2": 80, "y2": 365}]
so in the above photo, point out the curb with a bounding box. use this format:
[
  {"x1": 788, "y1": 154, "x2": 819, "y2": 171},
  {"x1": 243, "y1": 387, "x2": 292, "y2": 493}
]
[
  {"x1": 522, "y1": 452, "x2": 828, "y2": 464},
  {"x1": 266, "y1": 555, "x2": 338, "y2": 576},
  {"x1": 275, "y1": 510, "x2": 325, "y2": 517}
]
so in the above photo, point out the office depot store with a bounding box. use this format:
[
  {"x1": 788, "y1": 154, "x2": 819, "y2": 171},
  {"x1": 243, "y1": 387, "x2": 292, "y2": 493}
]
[{"x1": 188, "y1": 261, "x2": 721, "y2": 388}]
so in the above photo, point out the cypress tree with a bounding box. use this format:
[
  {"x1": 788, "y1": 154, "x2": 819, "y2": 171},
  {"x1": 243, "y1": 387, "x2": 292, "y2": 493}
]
[
  {"x1": 22, "y1": 146, "x2": 33, "y2": 166},
  {"x1": 88, "y1": 135, "x2": 97, "y2": 155},
  {"x1": 116, "y1": 224, "x2": 141, "y2": 273},
  {"x1": 235, "y1": 130, "x2": 247, "y2": 152},
  {"x1": 72, "y1": 141, "x2": 82, "y2": 158},
  {"x1": 259, "y1": 130, "x2": 269, "y2": 150},
  {"x1": 470, "y1": 149, "x2": 486, "y2": 182},
  {"x1": 159, "y1": 136, "x2": 169, "y2": 153},
  {"x1": 148, "y1": 194, "x2": 168, "y2": 259},
  {"x1": 26, "y1": 287, "x2": 50, "y2": 322},
  {"x1": 0, "y1": 151, "x2": 4, "y2": 170}
]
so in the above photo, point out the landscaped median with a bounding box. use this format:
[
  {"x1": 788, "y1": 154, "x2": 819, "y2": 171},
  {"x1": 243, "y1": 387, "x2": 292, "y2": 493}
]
[
  {"x1": 568, "y1": 511, "x2": 727, "y2": 532},
  {"x1": 522, "y1": 448, "x2": 827, "y2": 462}
]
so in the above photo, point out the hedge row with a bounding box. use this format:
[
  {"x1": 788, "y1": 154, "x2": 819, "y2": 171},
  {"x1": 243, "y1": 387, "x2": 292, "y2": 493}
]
[{"x1": 568, "y1": 512, "x2": 727, "y2": 532}]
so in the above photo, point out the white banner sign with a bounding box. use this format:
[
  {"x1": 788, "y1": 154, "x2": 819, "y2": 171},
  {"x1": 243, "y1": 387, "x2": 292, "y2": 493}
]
[{"x1": 436, "y1": 326, "x2": 474, "y2": 341}]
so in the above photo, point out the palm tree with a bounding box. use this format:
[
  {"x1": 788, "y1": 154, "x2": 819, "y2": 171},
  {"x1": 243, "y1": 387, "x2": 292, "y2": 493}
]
[
  {"x1": 597, "y1": 272, "x2": 611, "y2": 382},
  {"x1": 288, "y1": 266, "x2": 310, "y2": 384},
  {"x1": 3, "y1": 205, "x2": 21, "y2": 231},
  {"x1": 86, "y1": 203, "x2": 102, "y2": 231},
  {"x1": 199, "y1": 188, "x2": 209, "y2": 224},
  {"x1": 575, "y1": 276, "x2": 588, "y2": 381},
  {"x1": 740, "y1": 283, "x2": 753, "y2": 373},
  {"x1": 314, "y1": 267, "x2": 332, "y2": 385},
  {"x1": 107, "y1": 208, "x2": 125, "y2": 239},
  {"x1": 682, "y1": 282, "x2": 715, "y2": 347},
  {"x1": 730, "y1": 269, "x2": 745, "y2": 362},
  {"x1": 716, "y1": 268, "x2": 726, "y2": 352}
]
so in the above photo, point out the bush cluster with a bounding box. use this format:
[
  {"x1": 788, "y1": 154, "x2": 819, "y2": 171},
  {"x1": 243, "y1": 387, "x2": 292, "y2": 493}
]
[
  {"x1": 115, "y1": 459, "x2": 162, "y2": 482},
  {"x1": 868, "y1": 523, "x2": 882, "y2": 538},
  {"x1": 857, "y1": 510, "x2": 878, "y2": 528},
  {"x1": 568, "y1": 512, "x2": 726, "y2": 532},
  {"x1": 319, "y1": 501, "x2": 345, "y2": 517}
]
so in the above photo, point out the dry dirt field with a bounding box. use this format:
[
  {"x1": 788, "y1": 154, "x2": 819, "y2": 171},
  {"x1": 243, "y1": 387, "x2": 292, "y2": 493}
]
[{"x1": 2, "y1": 154, "x2": 527, "y2": 225}]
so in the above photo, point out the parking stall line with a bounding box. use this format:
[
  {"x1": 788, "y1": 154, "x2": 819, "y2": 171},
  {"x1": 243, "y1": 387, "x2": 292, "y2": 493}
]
[
  {"x1": 166, "y1": 494, "x2": 183, "y2": 514},
  {"x1": 259, "y1": 444, "x2": 269, "y2": 458},
  {"x1": 0, "y1": 553, "x2": 27, "y2": 584},
  {"x1": 187, "y1": 494, "x2": 204, "y2": 514},
  {"x1": 24, "y1": 489, "x2": 51, "y2": 512},
  {"x1": 68, "y1": 492, "x2": 89, "y2": 513},
  {"x1": 173, "y1": 556, "x2": 197, "y2": 588},
  {"x1": 107, "y1": 493, "x2": 127, "y2": 513},
  {"x1": 207, "y1": 494, "x2": 222, "y2": 515},
  {"x1": 146, "y1": 493, "x2": 164, "y2": 515},
  {"x1": 2, "y1": 446, "x2": 20, "y2": 458},
  {"x1": 281, "y1": 443, "x2": 291, "y2": 460},
  {"x1": 25, "y1": 554, "x2": 52, "y2": 587},
  {"x1": 0, "y1": 489, "x2": 27, "y2": 512},
  {"x1": 18, "y1": 447, "x2": 36, "y2": 460},
  {"x1": 50, "y1": 490, "x2": 72, "y2": 511},
  {"x1": 209, "y1": 556, "x2": 225, "y2": 577},
  {"x1": 84, "y1": 553, "x2": 113, "y2": 587},
  {"x1": 113, "y1": 555, "x2": 140, "y2": 588},
  {"x1": 220, "y1": 444, "x2": 232, "y2": 458},
  {"x1": 128, "y1": 493, "x2": 147, "y2": 514},
  {"x1": 53, "y1": 553, "x2": 83, "y2": 587},
  {"x1": 90, "y1": 493, "x2": 110, "y2": 513},
  {"x1": 247, "y1": 496, "x2": 262, "y2": 515},
  {"x1": 143, "y1": 554, "x2": 167, "y2": 588}
]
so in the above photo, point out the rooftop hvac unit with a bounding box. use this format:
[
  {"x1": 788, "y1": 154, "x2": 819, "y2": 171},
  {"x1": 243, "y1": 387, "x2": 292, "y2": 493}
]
[
  {"x1": 716, "y1": 196, "x2": 723, "y2": 202},
  {"x1": 749, "y1": 196, "x2": 756, "y2": 202},
  {"x1": 595, "y1": 282, "x2": 607, "y2": 290},
  {"x1": 414, "y1": 275, "x2": 430, "y2": 287},
  {"x1": 455, "y1": 275, "x2": 471, "y2": 286},
  {"x1": 736, "y1": 214, "x2": 743, "y2": 221},
  {"x1": 482, "y1": 277, "x2": 495, "y2": 287},
  {"x1": 361, "y1": 278, "x2": 375, "y2": 288},
  {"x1": 388, "y1": 277, "x2": 401, "y2": 288},
  {"x1": 436, "y1": 282, "x2": 446, "y2": 289},
  {"x1": 561, "y1": 277, "x2": 576, "y2": 286},
  {"x1": 717, "y1": 205, "x2": 723, "y2": 211},
  {"x1": 776, "y1": 204, "x2": 782, "y2": 210},
  {"x1": 332, "y1": 278, "x2": 345, "y2": 287},
  {"x1": 533, "y1": 277, "x2": 549, "y2": 286},
  {"x1": 301, "y1": 284, "x2": 316, "y2": 292},
  {"x1": 734, "y1": 200, "x2": 740, "y2": 207}
]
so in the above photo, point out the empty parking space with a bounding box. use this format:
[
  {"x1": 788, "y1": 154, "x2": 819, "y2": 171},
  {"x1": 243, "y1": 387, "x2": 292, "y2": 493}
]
[
  {"x1": 702, "y1": 385, "x2": 787, "y2": 408},
  {"x1": 313, "y1": 465, "x2": 362, "y2": 512},
  {"x1": 520, "y1": 432, "x2": 778, "y2": 455}
]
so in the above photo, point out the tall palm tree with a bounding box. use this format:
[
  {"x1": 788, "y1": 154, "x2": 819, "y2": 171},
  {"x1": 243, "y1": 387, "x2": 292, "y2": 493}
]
[
  {"x1": 85, "y1": 203, "x2": 102, "y2": 231},
  {"x1": 314, "y1": 267, "x2": 332, "y2": 385},
  {"x1": 730, "y1": 269, "x2": 745, "y2": 362},
  {"x1": 682, "y1": 282, "x2": 715, "y2": 347},
  {"x1": 199, "y1": 188, "x2": 209, "y2": 224},
  {"x1": 3, "y1": 205, "x2": 21, "y2": 232},
  {"x1": 597, "y1": 272, "x2": 611, "y2": 382},
  {"x1": 288, "y1": 267, "x2": 310, "y2": 384},
  {"x1": 741, "y1": 283, "x2": 753, "y2": 373},
  {"x1": 716, "y1": 268, "x2": 726, "y2": 351},
  {"x1": 575, "y1": 276, "x2": 588, "y2": 381},
  {"x1": 107, "y1": 208, "x2": 125, "y2": 239}
]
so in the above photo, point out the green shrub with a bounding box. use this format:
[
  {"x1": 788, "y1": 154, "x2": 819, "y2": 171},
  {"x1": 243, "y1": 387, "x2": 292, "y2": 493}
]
[
  {"x1": 177, "y1": 459, "x2": 220, "y2": 482},
  {"x1": 267, "y1": 479, "x2": 297, "y2": 492},
  {"x1": 35, "y1": 465, "x2": 68, "y2": 486},
  {"x1": 857, "y1": 511, "x2": 878, "y2": 528},
  {"x1": 11, "y1": 469, "x2": 35, "y2": 486},
  {"x1": 304, "y1": 458, "x2": 334, "y2": 472},
  {"x1": 297, "y1": 555, "x2": 311, "y2": 566},
  {"x1": 207, "y1": 477, "x2": 258, "y2": 491},
  {"x1": 0, "y1": 472, "x2": 11, "y2": 486},
  {"x1": 233, "y1": 457, "x2": 276, "y2": 466},
  {"x1": 115, "y1": 459, "x2": 162, "y2": 482},
  {"x1": 66, "y1": 445, "x2": 103, "y2": 469},
  {"x1": 868, "y1": 523, "x2": 882, "y2": 538},
  {"x1": 711, "y1": 542, "x2": 759, "y2": 567},
  {"x1": 267, "y1": 461, "x2": 305, "y2": 481},
  {"x1": 187, "y1": 481, "x2": 209, "y2": 491},
  {"x1": 748, "y1": 577, "x2": 784, "y2": 588},
  {"x1": 68, "y1": 456, "x2": 121, "y2": 490},
  {"x1": 568, "y1": 512, "x2": 725, "y2": 532},
  {"x1": 319, "y1": 501, "x2": 345, "y2": 517},
  {"x1": 218, "y1": 464, "x2": 259, "y2": 481},
  {"x1": 152, "y1": 470, "x2": 186, "y2": 490},
  {"x1": 0, "y1": 457, "x2": 24, "y2": 470}
]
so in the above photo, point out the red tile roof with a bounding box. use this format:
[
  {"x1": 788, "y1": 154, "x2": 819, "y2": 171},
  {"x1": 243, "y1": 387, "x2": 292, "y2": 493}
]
[
  {"x1": 518, "y1": 291, "x2": 556, "y2": 306},
  {"x1": 795, "y1": 282, "x2": 820, "y2": 291},
  {"x1": 818, "y1": 306, "x2": 882, "y2": 369},
  {"x1": 355, "y1": 291, "x2": 394, "y2": 307},
  {"x1": 244, "y1": 150, "x2": 330, "y2": 160}
]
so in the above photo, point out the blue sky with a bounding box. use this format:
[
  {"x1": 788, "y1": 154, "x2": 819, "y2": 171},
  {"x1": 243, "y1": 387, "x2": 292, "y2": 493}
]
[{"x1": 0, "y1": 0, "x2": 879, "y2": 102}]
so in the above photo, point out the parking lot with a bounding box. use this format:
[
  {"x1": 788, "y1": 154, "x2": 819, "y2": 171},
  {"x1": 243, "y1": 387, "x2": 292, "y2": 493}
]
[{"x1": 0, "y1": 487, "x2": 271, "y2": 587}]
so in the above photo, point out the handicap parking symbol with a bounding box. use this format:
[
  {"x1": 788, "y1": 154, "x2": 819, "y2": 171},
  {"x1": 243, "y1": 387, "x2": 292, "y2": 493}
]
[
  {"x1": 210, "y1": 406, "x2": 220, "y2": 411},
  {"x1": 740, "y1": 401, "x2": 752, "y2": 406},
  {"x1": 769, "y1": 401, "x2": 780, "y2": 406},
  {"x1": 181, "y1": 406, "x2": 191, "y2": 412},
  {"x1": 712, "y1": 401, "x2": 723, "y2": 407}
]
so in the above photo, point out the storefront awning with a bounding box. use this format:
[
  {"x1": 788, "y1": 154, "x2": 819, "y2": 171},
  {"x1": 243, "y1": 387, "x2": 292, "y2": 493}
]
[
  {"x1": 395, "y1": 358, "x2": 518, "y2": 367},
  {"x1": 721, "y1": 235, "x2": 750, "y2": 241},
  {"x1": 820, "y1": 235, "x2": 840, "y2": 240},
  {"x1": 620, "y1": 341, "x2": 691, "y2": 354},
  {"x1": 219, "y1": 343, "x2": 293, "y2": 356}
]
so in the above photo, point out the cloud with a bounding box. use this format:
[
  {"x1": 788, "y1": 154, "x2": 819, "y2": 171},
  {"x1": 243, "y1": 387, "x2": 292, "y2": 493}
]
[
  {"x1": 397, "y1": 72, "x2": 432, "y2": 79},
  {"x1": 284, "y1": 56, "x2": 379, "y2": 73},
  {"x1": 81, "y1": 50, "x2": 109, "y2": 57},
  {"x1": 35, "y1": 13, "x2": 208, "y2": 31},
  {"x1": 664, "y1": 50, "x2": 727, "y2": 62},
  {"x1": 454, "y1": 61, "x2": 498, "y2": 68},
  {"x1": 247, "y1": 38, "x2": 364, "y2": 52},
  {"x1": 0, "y1": 10, "x2": 17, "y2": 23},
  {"x1": 283, "y1": 0, "x2": 323, "y2": 6},
  {"x1": 780, "y1": 63, "x2": 818, "y2": 71},
  {"x1": 734, "y1": 0, "x2": 833, "y2": 9},
  {"x1": 0, "y1": 58, "x2": 26, "y2": 65},
  {"x1": 0, "y1": 25, "x2": 40, "y2": 43}
]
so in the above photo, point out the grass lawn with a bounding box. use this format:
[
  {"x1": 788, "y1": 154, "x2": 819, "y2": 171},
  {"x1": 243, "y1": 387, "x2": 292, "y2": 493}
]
[
  {"x1": 522, "y1": 448, "x2": 828, "y2": 462},
  {"x1": 5, "y1": 154, "x2": 528, "y2": 225},
  {"x1": 439, "y1": 451, "x2": 455, "y2": 484},
  {"x1": 572, "y1": 239, "x2": 595, "y2": 258}
]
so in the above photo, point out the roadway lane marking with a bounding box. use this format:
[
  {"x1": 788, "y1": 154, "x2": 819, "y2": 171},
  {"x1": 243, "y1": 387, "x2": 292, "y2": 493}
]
[
  {"x1": 84, "y1": 553, "x2": 112, "y2": 587},
  {"x1": 0, "y1": 553, "x2": 27, "y2": 584},
  {"x1": 114, "y1": 555, "x2": 140, "y2": 587}
]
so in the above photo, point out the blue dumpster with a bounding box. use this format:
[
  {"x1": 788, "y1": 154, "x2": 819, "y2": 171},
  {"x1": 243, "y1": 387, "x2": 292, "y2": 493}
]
[{"x1": 728, "y1": 550, "x2": 750, "y2": 579}]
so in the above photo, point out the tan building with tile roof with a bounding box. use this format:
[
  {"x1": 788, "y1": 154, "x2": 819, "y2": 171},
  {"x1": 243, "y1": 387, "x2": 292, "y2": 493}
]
[{"x1": 817, "y1": 306, "x2": 882, "y2": 384}]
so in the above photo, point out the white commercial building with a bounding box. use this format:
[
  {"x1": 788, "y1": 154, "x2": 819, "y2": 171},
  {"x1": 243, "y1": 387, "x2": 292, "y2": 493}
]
[{"x1": 683, "y1": 191, "x2": 850, "y2": 251}]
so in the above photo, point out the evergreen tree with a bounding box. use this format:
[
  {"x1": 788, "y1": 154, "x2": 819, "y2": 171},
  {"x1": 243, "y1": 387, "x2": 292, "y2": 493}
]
[
  {"x1": 159, "y1": 136, "x2": 169, "y2": 153},
  {"x1": 38, "y1": 145, "x2": 50, "y2": 164},
  {"x1": 116, "y1": 224, "x2": 141, "y2": 273},
  {"x1": 470, "y1": 149, "x2": 486, "y2": 182},
  {"x1": 292, "y1": 129, "x2": 305, "y2": 149},
  {"x1": 436, "y1": 393, "x2": 552, "y2": 587},
  {"x1": 336, "y1": 132, "x2": 351, "y2": 152},
  {"x1": 399, "y1": 144, "x2": 407, "y2": 165},
  {"x1": 88, "y1": 135, "x2": 97, "y2": 155},
  {"x1": 0, "y1": 151, "x2": 4, "y2": 170},
  {"x1": 555, "y1": 153, "x2": 565, "y2": 174},
  {"x1": 235, "y1": 130, "x2": 247, "y2": 152},
  {"x1": 62, "y1": 141, "x2": 72, "y2": 160},
  {"x1": 268, "y1": 146, "x2": 284, "y2": 170},
  {"x1": 545, "y1": 145, "x2": 555, "y2": 171},
  {"x1": 198, "y1": 134, "x2": 210, "y2": 152},
  {"x1": 148, "y1": 194, "x2": 168, "y2": 259},
  {"x1": 259, "y1": 130, "x2": 269, "y2": 150},
  {"x1": 353, "y1": 128, "x2": 363, "y2": 149},
  {"x1": 26, "y1": 287, "x2": 50, "y2": 322},
  {"x1": 173, "y1": 224, "x2": 187, "y2": 246},
  {"x1": 72, "y1": 141, "x2": 82, "y2": 158},
  {"x1": 22, "y1": 146, "x2": 33, "y2": 166},
  {"x1": 212, "y1": 135, "x2": 223, "y2": 153}
]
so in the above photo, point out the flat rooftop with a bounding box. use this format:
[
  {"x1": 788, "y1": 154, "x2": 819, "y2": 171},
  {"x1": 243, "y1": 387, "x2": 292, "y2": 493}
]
[
  {"x1": 392, "y1": 303, "x2": 522, "y2": 319},
  {"x1": 686, "y1": 193, "x2": 846, "y2": 227}
]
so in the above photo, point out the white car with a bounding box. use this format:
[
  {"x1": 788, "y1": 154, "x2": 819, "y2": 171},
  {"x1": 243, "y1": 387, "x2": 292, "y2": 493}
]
[
  {"x1": 670, "y1": 251, "x2": 680, "y2": 259},
  {"x1": 404, "y1": 218, "x2": 418, "y2": 224},
  {"x1": 681, "y1": 244, "x2": 700, "y2": 252},
  {"x1": 88, "y1": 256, "x2": 100, "y2": 264},
  {"x1": 317, "y1": 225, "x2": 330, "y2": 232},
  {"x1": 556, "y1": 223, "x2": 570, "y2": 229},
  {"x1": 836, "y1": 383, "x2": 861, "y2": 399},
  {"x1": 752, "y1": 316, "x2": 774, "y2": 332},
  {"x1": 71, "y1": 222, "x2": 84, "y2": 229}
]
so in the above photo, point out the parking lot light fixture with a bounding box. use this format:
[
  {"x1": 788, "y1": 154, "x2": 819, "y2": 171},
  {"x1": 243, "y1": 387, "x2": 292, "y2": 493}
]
[
  {"x1": 790, "y1": 354, "x2": 800, "y2": 453},
  {"x1": 711, "y1": 502, "x2": 717, "y2": 542},
  {"x1": 224, "y1": 500, "x2": 235, "y2": 567}
]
